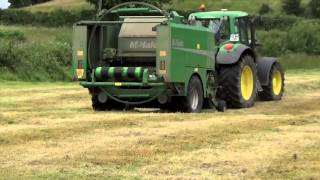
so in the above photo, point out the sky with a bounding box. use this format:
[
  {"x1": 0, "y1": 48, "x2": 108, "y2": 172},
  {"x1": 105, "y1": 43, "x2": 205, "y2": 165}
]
[{"x1": 0, "y1": 0, "x2": 10, "y2": 9}]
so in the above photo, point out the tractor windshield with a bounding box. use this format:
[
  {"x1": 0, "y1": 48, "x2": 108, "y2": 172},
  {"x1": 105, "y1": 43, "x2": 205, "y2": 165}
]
[
  {"x1": 208, "y1": 19, "x2": 222, "y2": 33},
  {"x1": 189, "y1": 18, "x2": 222, "y2": 34}
]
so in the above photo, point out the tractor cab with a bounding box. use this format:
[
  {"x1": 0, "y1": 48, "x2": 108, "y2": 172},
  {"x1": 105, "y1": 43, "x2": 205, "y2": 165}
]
[{"x1": 189, "y1": 11, "x2": 257, "y2": 49}]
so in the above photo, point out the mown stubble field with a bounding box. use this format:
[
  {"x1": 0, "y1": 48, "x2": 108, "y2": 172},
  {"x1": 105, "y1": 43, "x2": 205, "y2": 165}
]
[{"x1": 0, "y1": 70, "x2": 320, "y2": 179}]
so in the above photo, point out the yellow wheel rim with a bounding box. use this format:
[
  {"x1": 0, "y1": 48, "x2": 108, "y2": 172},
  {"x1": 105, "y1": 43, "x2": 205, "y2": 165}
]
[
  {"x1": 272, "y1": 70, "x2": 282, "y2": 95},
  {"x1": 241, "y1": 65, "x2": 254, "y2": 101}
]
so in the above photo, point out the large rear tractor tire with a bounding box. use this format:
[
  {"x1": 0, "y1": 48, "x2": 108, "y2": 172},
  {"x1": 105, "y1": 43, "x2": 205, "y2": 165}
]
[
  {"x1": 181, "y1": 76, "x2": 204, "y2": 113},
  {"x1": 259, "y1": 62, "x2": 285, "y2": 101},
  {"x1": 218, "y1": 55, "x2": 257, "y2": 108}
]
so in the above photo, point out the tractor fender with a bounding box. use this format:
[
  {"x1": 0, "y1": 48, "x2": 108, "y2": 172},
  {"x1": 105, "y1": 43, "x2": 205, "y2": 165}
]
[
  {"x1": 216, "y1": 44, "x2": 254, "y2": 65},
  {"x1": 257, "y1": 57, "x2": 278, "y2": 86}
]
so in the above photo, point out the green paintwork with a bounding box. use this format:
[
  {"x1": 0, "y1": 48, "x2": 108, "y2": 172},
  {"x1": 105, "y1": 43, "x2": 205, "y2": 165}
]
[{"x1": 156, "y1": 22, "x2": 215, "y2": 96}]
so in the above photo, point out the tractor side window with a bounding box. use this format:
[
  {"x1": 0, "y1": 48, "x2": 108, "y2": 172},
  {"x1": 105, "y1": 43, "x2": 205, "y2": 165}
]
[
  {"x1": 247, "y1": 18, "x2": 252, "y2": 44},
  {"x1": 219, "y1": 17, "x2": 230, "y2": 41},
  {"x1": 237, "y1": 18, "x2": 249, "y2": 45},
  {"x1": 210, "y1": 18, "x2": 230, "y2": 44}
]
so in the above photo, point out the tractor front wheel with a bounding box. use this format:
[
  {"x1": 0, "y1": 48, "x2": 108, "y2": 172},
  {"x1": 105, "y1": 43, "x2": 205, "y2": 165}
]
[
  {"x1": 218, "y1": 55, "x2": 257, "y2": 108},
  {"x1": 259, "y1": 62, "x2": 285, "y2": 101}
]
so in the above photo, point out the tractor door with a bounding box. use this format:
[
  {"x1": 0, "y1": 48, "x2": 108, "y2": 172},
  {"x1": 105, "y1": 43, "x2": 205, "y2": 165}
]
[{"x1": 235, "y1": 16, "x2": 256, "y2": 49}]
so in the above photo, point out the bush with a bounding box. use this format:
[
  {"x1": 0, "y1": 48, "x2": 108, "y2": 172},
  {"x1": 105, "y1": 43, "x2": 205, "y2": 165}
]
[
  {"x1": 258, "y1": 21, "x2": 320, "y2": 57},
  {"x1": 282, "y1": 0, "x2": 304, "y2": 16},
  {"x1": 9, "y1": 0, "x2": 51, "y2": 8},
  {"x1": 257, "y1": 30, "x2": 288, "y2": 56},
  {"x1": 287, "y1": 21, "x2": 320, "y2": 54},
  {"x1": 309, "y1": 0, "x2": 320, "y2": 18},
  {"x1": 0, "y1": 9, "x2": 96, "y2": 27},
  {"x1": 0, "y1": 30, "x2": 26, "y2": 41},
  {"x1": 255, "y1": 14, "x2": 299, "y2": 30},
  {"x1": 259, "y1": 4, "x2": 271, "y2": 15},
  {"x1": 0, "y1": 34, "x2": 72, "y2": 81}
]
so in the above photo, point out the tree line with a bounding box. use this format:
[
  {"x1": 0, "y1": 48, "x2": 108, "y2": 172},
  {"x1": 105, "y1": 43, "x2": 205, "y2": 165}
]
[
  {"x1": 9, "y1": 0, "x2": 51, "y2": 8},
  {"x1": 259, "y1": 0, "x2": 320, "y2": 18},
  {"x1": 8, "y1": 0, "x2": 170, "y2": 9}
]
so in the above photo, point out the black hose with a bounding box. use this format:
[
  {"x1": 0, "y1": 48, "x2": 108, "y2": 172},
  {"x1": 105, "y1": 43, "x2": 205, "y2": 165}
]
[{"x1": 99, "y1": 87, "x2": 166, "y2": 105}]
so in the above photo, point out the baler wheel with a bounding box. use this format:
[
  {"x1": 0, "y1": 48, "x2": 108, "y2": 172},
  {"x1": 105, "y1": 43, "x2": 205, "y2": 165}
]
[
  {"x1": 259, "y1": 62, "x2": 285, "y2": 101},
  {"x1": 181, "y1": 76, "x2": 204, "y2": 113},
  {"x1": 92, "y1": 95, "x2": 108, "y2": 111},
  {"x1": 218, "y1": 55, "x2": 257, "y2": 108},
  {"x1": 92, "y1": 95, "x2": 125, "y2": 111}
]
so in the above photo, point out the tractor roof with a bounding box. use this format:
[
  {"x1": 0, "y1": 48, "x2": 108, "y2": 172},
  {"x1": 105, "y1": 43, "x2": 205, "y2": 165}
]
[{"x1": 189, "y1": 11, "x2": 248, "y2": 19}]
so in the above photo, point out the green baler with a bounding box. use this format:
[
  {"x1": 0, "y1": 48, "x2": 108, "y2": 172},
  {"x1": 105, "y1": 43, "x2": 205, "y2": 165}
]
[{"x1": 72, "y1": 2, "x2": 285, "y2": 113}]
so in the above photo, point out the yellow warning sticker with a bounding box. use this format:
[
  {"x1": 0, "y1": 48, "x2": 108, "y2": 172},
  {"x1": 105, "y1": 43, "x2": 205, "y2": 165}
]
[{"x1": 115, "y1": 82, "x2": 122, "y2": 86}]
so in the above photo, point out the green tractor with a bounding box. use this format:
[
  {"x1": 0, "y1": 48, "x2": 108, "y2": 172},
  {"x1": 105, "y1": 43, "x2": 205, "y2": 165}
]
[{"x1": 72, "y1": 2, "x2": 285, "y2": 113}]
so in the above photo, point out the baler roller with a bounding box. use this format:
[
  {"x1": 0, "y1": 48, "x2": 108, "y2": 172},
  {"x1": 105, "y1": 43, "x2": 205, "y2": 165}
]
[{"x1": 95, "y1": 67, "x2": 144, "y2": 81}]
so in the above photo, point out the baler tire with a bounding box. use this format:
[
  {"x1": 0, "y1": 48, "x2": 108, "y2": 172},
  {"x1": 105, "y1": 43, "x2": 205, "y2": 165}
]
[
  {"x1": 92, "y1": 95, "x2": 126, "y2": 111},
  {"x1": 218, "y1": 55, "x2": 257, "y2": 108},
  {"x1": 259, "y1": 62, "x2": 285, "y2": 101},
  {"x1": 182, "y1": 76, "x2": 204, "y2": 113},
  {"x1": 92, "y1": 95, "x2": 108, "y2": 111}
]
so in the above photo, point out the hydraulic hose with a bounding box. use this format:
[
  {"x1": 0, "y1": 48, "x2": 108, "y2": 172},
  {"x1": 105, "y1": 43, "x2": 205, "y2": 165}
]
[{"x1": 99, "y1": 87, "x2": 166, "y2": 105}]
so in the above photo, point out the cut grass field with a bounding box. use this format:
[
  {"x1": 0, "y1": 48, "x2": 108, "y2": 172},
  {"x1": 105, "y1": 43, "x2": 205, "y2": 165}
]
[{"x1": 0, "y1": 70, "x2": 320, "y2": 179}]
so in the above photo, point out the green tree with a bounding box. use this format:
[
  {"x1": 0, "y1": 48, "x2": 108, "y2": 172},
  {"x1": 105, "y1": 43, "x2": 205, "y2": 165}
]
[
  {"x1": 282, "y1": 0, "x2": 303, "y2": 15},
  {"x1": 309, "y1": 0, "x2": 320, "y2": 18},
  {"x1": 9, "y1": 0, "x2": 50, "y2": 8},
  {"x1": 86, "y1": 0, "x2": 170, "y2": 10},
  {"x1": 259, "y1": 4, "x2": 271, "y2": 15},
  {"x1": 9, "y1": 0, "x2": 31, "y2": 8}
]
